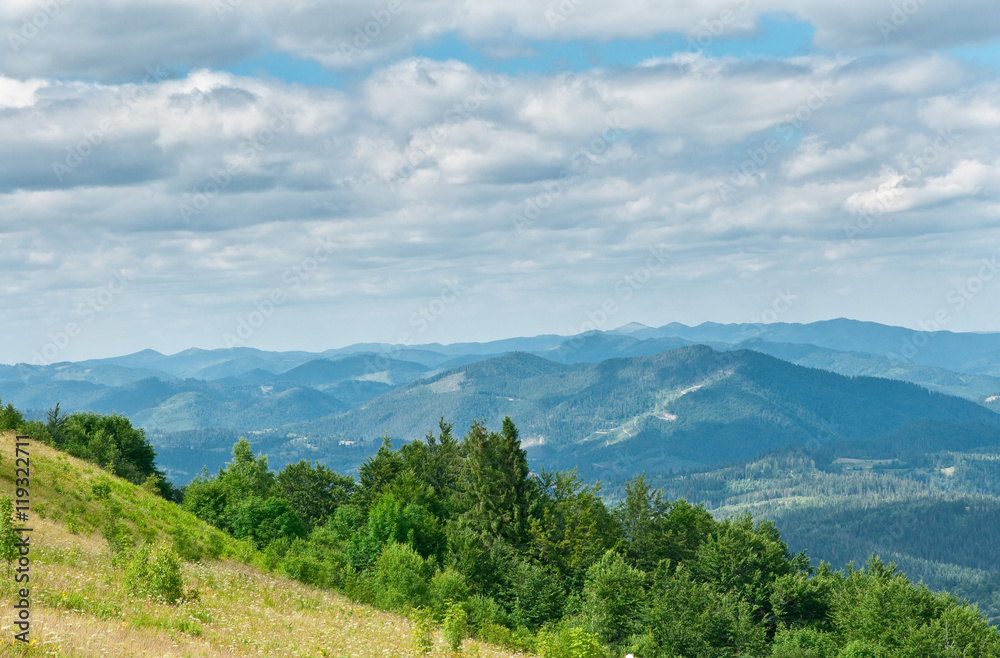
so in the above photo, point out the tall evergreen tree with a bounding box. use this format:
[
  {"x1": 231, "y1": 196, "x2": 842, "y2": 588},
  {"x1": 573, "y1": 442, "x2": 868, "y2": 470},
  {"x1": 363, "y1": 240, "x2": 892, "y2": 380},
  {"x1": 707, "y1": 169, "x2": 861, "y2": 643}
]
[{"x1": 462, "y1": 417, "x2": 533, "y2": 547}]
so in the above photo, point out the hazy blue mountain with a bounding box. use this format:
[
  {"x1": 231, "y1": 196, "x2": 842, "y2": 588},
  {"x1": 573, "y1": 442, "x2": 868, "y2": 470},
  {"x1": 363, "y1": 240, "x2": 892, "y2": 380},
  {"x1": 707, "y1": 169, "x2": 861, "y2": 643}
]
[
  {"x1": 275, "y1": 355, "x2": 429, "y2": 387},
  {"x1": 533, "y1": 332, "x2": 693, "y2": 364},
  {"x1": 284, "y1": 346, "x2": 1000, "y2": 481},
  {"x1": 132, "y1": 385, "x2": 348, "y2": 432},
  {"x1": 627, "y1": 319, "x2": 1000, "y2": 374},
  {"x1": 736, "y1": 339, "x2": 1000, "y2": 402}
]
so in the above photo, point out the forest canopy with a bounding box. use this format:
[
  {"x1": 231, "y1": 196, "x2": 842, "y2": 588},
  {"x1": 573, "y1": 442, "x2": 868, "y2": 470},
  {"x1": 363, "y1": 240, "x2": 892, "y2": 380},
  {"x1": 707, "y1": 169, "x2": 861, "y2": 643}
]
[{"x1": 178, "y1": 417, "x2": 1000, "y2": 657}]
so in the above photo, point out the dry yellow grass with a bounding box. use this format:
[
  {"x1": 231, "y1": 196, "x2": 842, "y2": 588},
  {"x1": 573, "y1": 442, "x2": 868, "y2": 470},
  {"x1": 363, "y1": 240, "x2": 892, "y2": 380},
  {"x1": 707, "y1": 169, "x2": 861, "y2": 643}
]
[{"x1": 0, "y1": 433, "x2": 531, "y2": 658}]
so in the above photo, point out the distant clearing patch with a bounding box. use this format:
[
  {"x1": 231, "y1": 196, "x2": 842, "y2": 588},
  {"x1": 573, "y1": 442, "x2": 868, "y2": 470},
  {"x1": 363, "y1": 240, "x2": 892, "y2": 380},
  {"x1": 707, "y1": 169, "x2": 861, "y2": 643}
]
[{"x1": 428, "y1": 372, "x2": 465, "y2": 393}]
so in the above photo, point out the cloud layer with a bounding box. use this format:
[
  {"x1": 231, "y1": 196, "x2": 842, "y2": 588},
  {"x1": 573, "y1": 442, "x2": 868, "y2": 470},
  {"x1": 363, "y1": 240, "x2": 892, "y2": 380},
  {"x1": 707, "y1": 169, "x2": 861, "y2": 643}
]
[{"x1": 2, "y1": 1, "x2": 1000, "y2": 363}]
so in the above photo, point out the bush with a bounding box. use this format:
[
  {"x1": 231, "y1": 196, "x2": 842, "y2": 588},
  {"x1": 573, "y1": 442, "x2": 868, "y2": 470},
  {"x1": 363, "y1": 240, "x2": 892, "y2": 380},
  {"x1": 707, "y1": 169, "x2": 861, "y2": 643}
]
[
  {"x1": 837, "y1": 641, "x2": 889, "y2": 658},
  {"x1": 429, "y1": 567, "x2": 470, "y2": 616},
  {"x1": 465, "y1": 594, "x2": 509, "y2": 633},
  {"x1": 474, "y1": 622, "x2": 534, "y2": 653},
  {"x1": 535, "y1": 627, "x2": 606, "y2": 658},
  {"x1": 443, "y1": 602, "x2": 468, "y2": 651},
  {"x1": 374, "y1": 541, "x2": 432, "y2": 609},
  {"x1": 280, "y1": 553, "x2": 330, "y2": 587},
  {"x1": 771, "y1": 627, "x2": 838, "y2": 658},
  {"x1": 581, "y1": 550, "x2": 647, "y2": 646},
  {"x1": 124, "y1": 543, "x2": 186, "y2": 605},
  {"x1": 102, "y1": 500, "x2": 133, "y2": 561},
  {"x1": 411, "y1": 606, "x2": 435, "y2": 654}
]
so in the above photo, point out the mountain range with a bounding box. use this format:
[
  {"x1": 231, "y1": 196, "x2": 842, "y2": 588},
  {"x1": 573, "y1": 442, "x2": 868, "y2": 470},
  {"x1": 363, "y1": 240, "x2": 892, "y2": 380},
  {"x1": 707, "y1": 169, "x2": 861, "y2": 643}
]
[{"x1": 5, "y1": 318, "x2": 1000, "y2": 621}]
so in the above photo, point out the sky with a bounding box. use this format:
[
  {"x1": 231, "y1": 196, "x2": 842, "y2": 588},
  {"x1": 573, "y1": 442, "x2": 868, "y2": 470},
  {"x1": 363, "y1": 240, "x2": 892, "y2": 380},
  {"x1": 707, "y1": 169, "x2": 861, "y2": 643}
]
[{"x1": 2, "y1": 0, "x2": 1000, "y2": 364}]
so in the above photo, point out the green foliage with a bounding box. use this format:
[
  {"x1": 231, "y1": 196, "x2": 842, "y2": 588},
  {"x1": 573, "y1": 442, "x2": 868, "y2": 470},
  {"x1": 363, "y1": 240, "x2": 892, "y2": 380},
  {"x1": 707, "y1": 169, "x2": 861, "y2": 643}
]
[
  {"x1": 462, "y1": 417, "x2": 533, "y2": 548},
  {"x1": 535, "y1": 627, "x2": 606, "y2": 658},
  {"x1": 429, "y1": 567, "x2": 470, "y2": 615},
  {"x1": 356, "y1": 434, "x2": 403, "y2": 512},
  {"x1": 123, "y1": 543, "x2": 186, "y2": 605},
  {"x1": 102, "y1": 499, "x2": 134, "y2": 560},
  {"x1": 771, "y1": 627, "x2": 838, "y2": 658},
  {"x1": 581, "y1": 550, "x2": 646, "y2": 646},
  {"x1": 374, "y1": 541, "x2": 432, "y2": 609},
  {"x1": 0, "y1": 497, "x2": 20, "y2": 573},
  {"x1": 646, "y1": 564, "x2": 771, "y2": 658},
  {"x1": 443, "y1": 602, "x2": 469, "y2": 652},
  {"x1": 13, "y1": 406, "x2": 997, "y2": 658},
  {"x1": 615, "y1": 473, "x2": 715, "y2": 571},
  {"x1": 0, "y1": 401, "x2": 25, "y2": 430},
  {"x1": 690, "y1": 511, "x2": 805, "y2": 620},
  {"x1": 61, "y1": 412, "x2": 162, "y2": 486},
  {"x1": 273, "y1": 459, "x2": 354, "y2": 531},
  {"x1": 835, "y1": 640, "x2": 888, "y2": 658},
  {"x1": 529, "y1": 468, "x2": 620, "y2": 589},
  {"x1": 411, "y1": 606, "x2": 436, "y2": 654},
  {"x1": 228, "y1": 496, "x2": 306, "y2": 550}
]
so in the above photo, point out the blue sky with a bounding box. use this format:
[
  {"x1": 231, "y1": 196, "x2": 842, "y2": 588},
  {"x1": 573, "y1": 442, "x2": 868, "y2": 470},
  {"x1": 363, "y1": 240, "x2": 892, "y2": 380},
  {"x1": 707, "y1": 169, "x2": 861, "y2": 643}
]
[{"x1": 1, "y1": 1, "x2": 1000, "y2": 363}]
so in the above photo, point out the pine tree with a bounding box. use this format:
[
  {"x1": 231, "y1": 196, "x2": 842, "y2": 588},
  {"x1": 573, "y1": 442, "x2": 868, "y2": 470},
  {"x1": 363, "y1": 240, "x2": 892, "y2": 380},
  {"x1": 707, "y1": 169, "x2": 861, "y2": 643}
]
[{"x1": 462, "y1": 417, "x2": 533, "y2": 547}]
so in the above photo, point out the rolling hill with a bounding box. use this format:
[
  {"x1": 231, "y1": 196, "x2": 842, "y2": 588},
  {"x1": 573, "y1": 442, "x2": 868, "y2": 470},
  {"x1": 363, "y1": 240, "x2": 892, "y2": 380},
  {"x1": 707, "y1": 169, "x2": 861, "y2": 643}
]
[
  {"x1": 283, "y1": 345, "x2": 1000, "y2": 480},
  {"x1": 0, "y1": 432, "x2": 521, "y2": 657}
]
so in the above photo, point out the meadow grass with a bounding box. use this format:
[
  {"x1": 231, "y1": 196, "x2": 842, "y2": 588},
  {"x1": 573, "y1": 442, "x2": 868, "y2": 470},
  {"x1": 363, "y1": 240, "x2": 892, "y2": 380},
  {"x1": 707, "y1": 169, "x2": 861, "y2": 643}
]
[{"x1": 0, "y1": 433, "x2": 528, "y2": 657}]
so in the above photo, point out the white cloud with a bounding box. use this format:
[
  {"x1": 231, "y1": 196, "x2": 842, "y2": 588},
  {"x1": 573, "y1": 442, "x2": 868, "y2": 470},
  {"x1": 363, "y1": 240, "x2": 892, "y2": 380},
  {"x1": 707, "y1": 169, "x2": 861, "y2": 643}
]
[{"x1": 3, "y1": 10, "x2": 1000, "y2": 360}]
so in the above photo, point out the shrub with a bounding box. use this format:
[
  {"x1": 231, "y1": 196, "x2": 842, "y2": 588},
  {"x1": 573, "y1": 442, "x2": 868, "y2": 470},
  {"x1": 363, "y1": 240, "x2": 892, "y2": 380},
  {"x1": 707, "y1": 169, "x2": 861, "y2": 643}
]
[
  {"x1": 465, "y1": 595, "x2": 509, "y2": 633},
  {"x1": 838, "y1": 641, "x2": 889, "y2": 658},
  {"x1": 374, "y1": 541, "x2": 432, "y2": 609},
  {"x1": 280, "y1": 553, "x2": 330, "y2": 587},
  {"x1": 429, "y1": 567, "x2": 470, "y2": 616},
  {"x1": 443, "y1": 602, "x2": 468, "y2": 652},
  {"x1": 772, "y1": 627, "x2": 838, "y2": 658},
  {"x1": 101, "y1": 500, "x2": 133, "y2": 561},
  {"x1": 535, "y1": 627, "x2": 606, "y2": 658},
  {"x1": 0, "y1": 497, "x2": 19, "y2": 573},
  {"x1": 581, "y1": 550, "x2": 647, "y2": 646},
  {"x1": 124, "y1": 543, "x2": 185, "y2": 604},
  {"x1": 411, "y1": 606, "x2": 435, "y2": 654},
  {"x1": 474, "y1": 623, "x2": 534, "y2": 653}
]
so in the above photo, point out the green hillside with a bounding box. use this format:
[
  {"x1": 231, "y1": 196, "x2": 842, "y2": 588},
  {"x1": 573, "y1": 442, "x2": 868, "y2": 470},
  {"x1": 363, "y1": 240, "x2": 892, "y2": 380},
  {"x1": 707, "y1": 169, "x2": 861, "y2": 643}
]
[{"x1": 0, "y1": 432, "x2": 522, "y2": 657}]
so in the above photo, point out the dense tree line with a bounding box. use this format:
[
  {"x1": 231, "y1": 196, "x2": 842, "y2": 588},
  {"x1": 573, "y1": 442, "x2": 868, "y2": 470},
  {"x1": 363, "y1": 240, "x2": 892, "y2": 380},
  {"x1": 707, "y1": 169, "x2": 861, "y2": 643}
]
[
  {"x1": 180, "y1": 417, "x2": 1000, "y2": 657},
  {"x1": 649, "y1": 450, "x2": 1000, "y2": 625},
  {"x1": 0, "y1": 398, "x2": 175, "y2": 499}
]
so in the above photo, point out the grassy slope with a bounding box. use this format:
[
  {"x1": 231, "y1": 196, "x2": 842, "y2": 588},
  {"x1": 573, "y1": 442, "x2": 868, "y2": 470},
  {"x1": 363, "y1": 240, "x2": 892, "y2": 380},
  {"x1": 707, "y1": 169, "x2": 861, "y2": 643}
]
[{"x1": 0, "y1": 432, "x2": 526, "y2": 657}]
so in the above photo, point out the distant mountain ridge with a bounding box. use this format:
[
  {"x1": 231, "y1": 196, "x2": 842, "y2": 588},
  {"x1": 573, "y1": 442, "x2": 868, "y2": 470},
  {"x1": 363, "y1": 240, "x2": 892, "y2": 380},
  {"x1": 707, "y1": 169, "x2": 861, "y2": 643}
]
[
  {"x1": 3, "y1": 318, "x2": 1000, "y2": 481},
  {"x1": 282, "y1": 346, "x2": 1000, "y2": 481}
]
